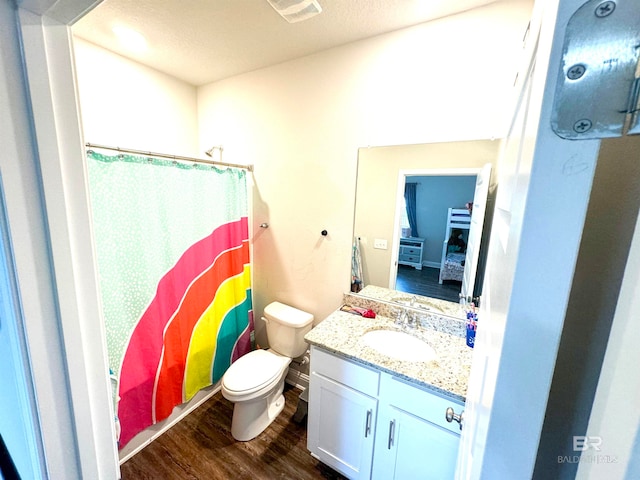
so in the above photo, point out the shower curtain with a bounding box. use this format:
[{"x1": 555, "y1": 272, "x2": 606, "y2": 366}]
[{"x1": 86, "y1": 151, "x2": 252, "y2": 448}]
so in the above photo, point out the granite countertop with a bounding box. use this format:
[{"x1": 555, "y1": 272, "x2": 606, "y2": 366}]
[
  {"x1": 357, "y1": 285, "x2": 465, "y2": 319},
  {"x1": 305, "y1": 307, "x2": 473, "y2": 403}
]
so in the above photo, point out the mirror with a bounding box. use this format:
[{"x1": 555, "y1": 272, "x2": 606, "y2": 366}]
[{"x1": 352, "y1": 140, "x2": 501, "y2": 319}]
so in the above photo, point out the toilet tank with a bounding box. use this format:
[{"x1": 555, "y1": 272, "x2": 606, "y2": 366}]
[{"x1": 264, "y1": 301, "x2": 314, "y2": 358}]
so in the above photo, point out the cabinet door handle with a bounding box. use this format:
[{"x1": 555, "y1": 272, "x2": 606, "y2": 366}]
[
  {"x1": 445, "y1": 407, "x2": 464, "y2": 430},
  {"x1": 388, "y1": 419, "x2": 396, "y2": 449},
  {"x1": 365, "y1": 409, "x2": 372, "y2": 437}
]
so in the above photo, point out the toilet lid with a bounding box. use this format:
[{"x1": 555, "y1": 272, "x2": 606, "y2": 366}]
[{"x1": 223, "y1": 350, "x2": 287, "y2": 394}]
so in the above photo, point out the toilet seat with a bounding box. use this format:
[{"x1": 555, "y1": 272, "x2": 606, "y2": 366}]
[{"x1": 222, "y1": 349, "x2": 290, "y2": 400}]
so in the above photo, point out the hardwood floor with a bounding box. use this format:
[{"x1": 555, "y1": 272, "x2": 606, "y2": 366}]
[
  {"x1": 120, "y1": 385, "x2": 346, "y2": 480},
  {"x1": 395, "y1": 265, "x2": 461, "y2": 303}
]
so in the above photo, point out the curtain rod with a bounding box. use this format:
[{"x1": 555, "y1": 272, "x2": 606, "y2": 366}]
[{"x1": 85, "y1": 143, "x2": 253, "y2": 172}]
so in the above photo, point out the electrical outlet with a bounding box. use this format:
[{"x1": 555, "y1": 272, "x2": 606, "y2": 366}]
[{"x1": 373, "y1": 239, "x2": 387, "y2": 250}]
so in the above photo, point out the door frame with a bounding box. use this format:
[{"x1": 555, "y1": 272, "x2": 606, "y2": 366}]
[
  {"x1": 13, "y1": 1, "x2": 118, "y2": 478},
  {"x1": 390, "y1": 168, "x2": 481, "y2": 292}
]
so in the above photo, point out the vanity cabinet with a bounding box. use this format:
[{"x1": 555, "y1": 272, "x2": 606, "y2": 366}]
[
  {"x1": 398, "y1": 237, "x2": 425, "y2": 270},
  {"x1": 308, "y1": 345, "x2": 463, "y2": 480}
]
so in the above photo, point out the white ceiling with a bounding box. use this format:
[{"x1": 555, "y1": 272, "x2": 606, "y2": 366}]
[{"x1": 72, "y1": 0, "x2": 504, "y2": 86}]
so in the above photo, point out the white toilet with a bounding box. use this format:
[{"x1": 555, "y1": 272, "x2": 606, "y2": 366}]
[{"x1": 221, "y1": 301, "x2": 314, "y2": 441}]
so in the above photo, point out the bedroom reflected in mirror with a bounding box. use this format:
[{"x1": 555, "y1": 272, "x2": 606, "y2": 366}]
[
  {"x1": 352, "y1": 141, "x2": 499, "y2": 315},
  {"x1": 398, "y1": 185, "x2": 477, "y2": 304}
]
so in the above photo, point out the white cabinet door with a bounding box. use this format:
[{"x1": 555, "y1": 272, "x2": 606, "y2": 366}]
[
  {"x1": 308, "y1": 372, "x2": 377, "y2": 479},
  {"x1": 374, "y1": 405, "x2": 460, "y2": 480},
  {"x1": 374, "y1": 374, "x2": 462, "y2": 480}
]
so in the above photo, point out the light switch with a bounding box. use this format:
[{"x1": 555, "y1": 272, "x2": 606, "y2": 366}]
[{"x1": 373, "y1": 239, "x2": 387, "y2": 250}]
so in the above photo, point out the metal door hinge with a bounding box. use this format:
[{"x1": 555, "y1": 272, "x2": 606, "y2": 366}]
[{"x1": 551, "y1": 0, "x2": 640, "y2": 139}]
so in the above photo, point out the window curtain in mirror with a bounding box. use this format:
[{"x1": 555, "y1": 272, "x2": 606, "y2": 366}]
[
  {"x1": 86, "y1": 151, "x2": 252, "y2": 449},
  {"x1": 404, "y1": 182, "x2": 419, "y2": 237}
]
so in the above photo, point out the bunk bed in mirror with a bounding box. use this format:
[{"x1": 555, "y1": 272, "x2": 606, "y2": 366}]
[{"x1": 439, "y1": 208, "x2": 471, "y2": 284}]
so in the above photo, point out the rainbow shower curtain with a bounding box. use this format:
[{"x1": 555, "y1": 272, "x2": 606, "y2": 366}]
[{"x1": 86, "y1": 151, "x2": 252, "y2": 448}]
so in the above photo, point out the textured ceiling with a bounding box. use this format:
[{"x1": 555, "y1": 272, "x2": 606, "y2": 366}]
[{"x1": 72, "y1": 0, "x2": 503, "y2": 86}]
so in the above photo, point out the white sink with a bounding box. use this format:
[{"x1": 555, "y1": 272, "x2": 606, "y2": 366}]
[{"x1": 361, "y1": 329, "x2": 436, "y2": 362}]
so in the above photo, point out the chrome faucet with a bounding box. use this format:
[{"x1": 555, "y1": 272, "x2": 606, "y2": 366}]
[
  {"x1": 405, "y1": 310, "x2": 417, "y2": 329},
  {"x1": 406, "y1": 296, "x2": 419, "y2": 328},
  {"x1": 395, "y1": 305, "x2": 417, "y2": 330},
  {"x1": 395, "y1": 308, "x2": 408, "y2": 327}
]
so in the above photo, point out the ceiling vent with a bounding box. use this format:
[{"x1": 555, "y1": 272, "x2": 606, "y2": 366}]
[{"x1": 266, "y1": 0, "x2": 322, "y2": 23}]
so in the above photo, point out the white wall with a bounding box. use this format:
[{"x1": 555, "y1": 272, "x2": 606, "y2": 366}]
[
  {"x1": 74, "y1": 38, "x2": 199, "y2": 156},
  {"x1": 197, "y1": 0, "x2": 532, "y2": 344}
]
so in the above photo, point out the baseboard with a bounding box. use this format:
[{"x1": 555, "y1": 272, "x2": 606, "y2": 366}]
[
  {"x1": 286, "y1": 369, "x2": 310, "y2": 391},
  {"x1": 119, "y1": 383, "x2": 221, "y2": 464},
  {"x1": 423, "y1": 261, "x2": 441, "y2": 269}
]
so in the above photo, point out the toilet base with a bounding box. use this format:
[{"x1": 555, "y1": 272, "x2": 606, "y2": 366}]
[{"x1": 229, "y1": 381, "x2": 286, "y2": 441}]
